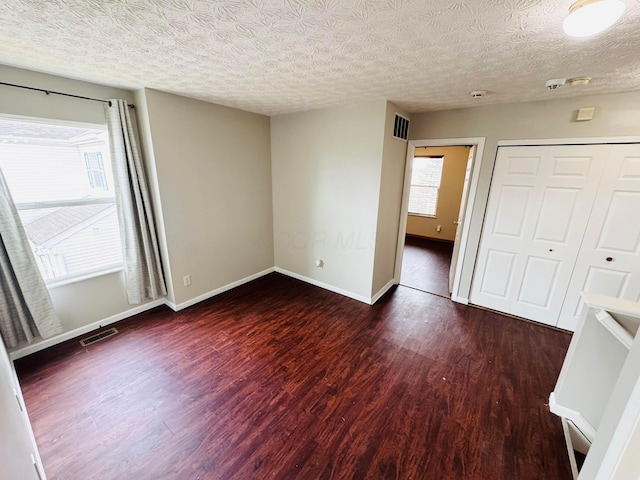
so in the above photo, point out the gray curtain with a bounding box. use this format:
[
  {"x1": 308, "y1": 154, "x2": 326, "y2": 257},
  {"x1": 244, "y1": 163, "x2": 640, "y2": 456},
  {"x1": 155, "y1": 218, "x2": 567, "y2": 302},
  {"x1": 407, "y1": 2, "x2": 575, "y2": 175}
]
[
  {"x1": 105, "y1": 99, "x2": 167, "y2": 304},
  {"x1": 0, "y1": 169, "x2": 62, "y2": 349}
]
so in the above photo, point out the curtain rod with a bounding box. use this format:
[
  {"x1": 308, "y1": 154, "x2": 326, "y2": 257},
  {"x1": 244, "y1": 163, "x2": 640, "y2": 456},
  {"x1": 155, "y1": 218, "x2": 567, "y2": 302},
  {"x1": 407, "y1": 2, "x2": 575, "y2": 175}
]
[{"x1": 0, "y1": 81, "x2": 135, "y2": 109}]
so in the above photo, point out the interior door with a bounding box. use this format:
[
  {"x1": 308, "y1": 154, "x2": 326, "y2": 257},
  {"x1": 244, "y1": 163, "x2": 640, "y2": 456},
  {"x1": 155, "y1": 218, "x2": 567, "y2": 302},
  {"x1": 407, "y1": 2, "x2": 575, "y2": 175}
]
[
  {"x1": 449, "y1": 146, "x2": 474, "y2": 294},
  {"x1": 470, "y1": 145, "x2": 609, "y2": 326},
  {"x1": 557, "y1": 144, "x2": 640, "y2": 331}
]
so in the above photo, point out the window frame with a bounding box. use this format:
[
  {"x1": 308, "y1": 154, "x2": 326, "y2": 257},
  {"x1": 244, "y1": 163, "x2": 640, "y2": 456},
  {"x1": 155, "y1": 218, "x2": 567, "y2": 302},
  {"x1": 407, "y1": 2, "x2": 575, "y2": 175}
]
[
  {"x1": 408, "y1": 155, "x2": 445, "y2": 218},
  {"x1": 0, "y1": 114, "x2": 124, "y2": 287}
]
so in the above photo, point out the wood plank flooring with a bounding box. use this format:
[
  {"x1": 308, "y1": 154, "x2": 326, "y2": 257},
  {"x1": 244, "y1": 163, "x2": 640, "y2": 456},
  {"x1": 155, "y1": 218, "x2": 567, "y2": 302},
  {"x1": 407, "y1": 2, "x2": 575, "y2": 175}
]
[
  {"x1": 400, "y1": 236, "x2": 454, "y2": 297},
  {"x1": 15, "y1": 273, "x2": 572, "y2": 480}
]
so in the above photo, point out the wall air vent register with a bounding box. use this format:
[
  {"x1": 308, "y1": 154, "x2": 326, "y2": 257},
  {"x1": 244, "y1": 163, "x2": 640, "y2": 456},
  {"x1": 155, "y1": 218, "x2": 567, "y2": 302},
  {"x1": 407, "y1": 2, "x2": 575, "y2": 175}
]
[{"x1": 393, "y1": 114, "x2": 409, "y2": 141}]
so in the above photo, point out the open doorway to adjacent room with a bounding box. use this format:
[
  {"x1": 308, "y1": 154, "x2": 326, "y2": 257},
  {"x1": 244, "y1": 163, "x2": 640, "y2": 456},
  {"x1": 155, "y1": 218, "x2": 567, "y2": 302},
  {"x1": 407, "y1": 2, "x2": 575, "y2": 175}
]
[{"x1": 395, "y1": 139, "x2": 485, "y2": 301}]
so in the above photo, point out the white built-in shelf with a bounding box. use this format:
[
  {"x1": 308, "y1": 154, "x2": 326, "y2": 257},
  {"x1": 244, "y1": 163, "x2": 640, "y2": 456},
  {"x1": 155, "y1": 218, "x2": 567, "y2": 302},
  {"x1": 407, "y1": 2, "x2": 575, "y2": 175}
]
[{"x1": 550, "y1": 292, "x2": 640, "y2": 479}]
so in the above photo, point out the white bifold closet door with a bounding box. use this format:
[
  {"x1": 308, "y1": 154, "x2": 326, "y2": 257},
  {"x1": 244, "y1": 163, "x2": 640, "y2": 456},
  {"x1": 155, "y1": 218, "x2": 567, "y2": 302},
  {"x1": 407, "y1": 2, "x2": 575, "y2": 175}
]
[
  {"x1": 470, "y1": 145, "x2": 609, "y2": 327},
  {"x1": 557, "y1": 145, "x2": 640, "y2": 330}
]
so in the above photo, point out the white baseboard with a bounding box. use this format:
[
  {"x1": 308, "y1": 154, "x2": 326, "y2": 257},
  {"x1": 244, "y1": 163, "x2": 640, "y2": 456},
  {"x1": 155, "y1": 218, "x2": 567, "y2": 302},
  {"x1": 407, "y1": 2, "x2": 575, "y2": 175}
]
[
  {"x1": 9, "y1": 299, "x2": 166, "y2": 360},
  {"x1": 370, "y1": 279, "x2": 396, "y2": 305},
  {"x1": 274, "y1": 267, "x2": 370, "y2": 304},
  {"x1": 165, "y1": 267, "x2": 275, "y2": 311},
  {"x1": 10, "y1": 268, "x2": 277, "y2": 360}
]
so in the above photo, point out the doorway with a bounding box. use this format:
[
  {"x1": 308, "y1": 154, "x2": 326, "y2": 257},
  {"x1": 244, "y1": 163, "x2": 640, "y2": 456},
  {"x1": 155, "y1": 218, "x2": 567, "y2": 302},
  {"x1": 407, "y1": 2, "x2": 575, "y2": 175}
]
[
  {"x1": 400, "y1": 235, "x2": 454, "y2": 297},
  {"x1": 394, "y1": 138, "x2": 485, "y2": 303}
]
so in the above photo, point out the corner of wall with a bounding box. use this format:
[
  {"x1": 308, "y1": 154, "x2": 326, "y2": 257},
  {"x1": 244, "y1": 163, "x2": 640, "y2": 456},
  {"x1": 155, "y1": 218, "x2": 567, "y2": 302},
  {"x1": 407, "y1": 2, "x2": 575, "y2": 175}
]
[
  {"x1": 270, "y1": 100, "x2": 388, "y2": 300},
  {"x1": 370, "y1": 101, "x2": 410, "y2": 296}
]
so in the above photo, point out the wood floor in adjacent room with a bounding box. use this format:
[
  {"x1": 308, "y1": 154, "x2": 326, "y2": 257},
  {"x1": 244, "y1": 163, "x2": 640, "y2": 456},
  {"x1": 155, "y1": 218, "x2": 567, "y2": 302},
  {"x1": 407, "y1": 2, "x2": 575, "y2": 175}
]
[
  {"x1": 16, "y1": 273, "x2": 573, "y2": 480},
  {"x1": 400, "y1": 236, "x2": 454, "y2": 297}
]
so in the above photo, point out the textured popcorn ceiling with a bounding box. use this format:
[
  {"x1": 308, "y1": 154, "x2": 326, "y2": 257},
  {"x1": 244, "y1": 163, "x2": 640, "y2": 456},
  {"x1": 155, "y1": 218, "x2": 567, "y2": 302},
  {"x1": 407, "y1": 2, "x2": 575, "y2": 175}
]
[{"x1": 0, "y1": 0, "x2": 639, "y2": 116}]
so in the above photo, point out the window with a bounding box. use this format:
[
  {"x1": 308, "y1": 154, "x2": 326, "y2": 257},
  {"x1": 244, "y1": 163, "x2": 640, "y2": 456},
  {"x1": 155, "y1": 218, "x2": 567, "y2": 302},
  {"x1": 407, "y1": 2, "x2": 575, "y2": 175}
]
[
  {"x1": 0, "y1": 117, "x2": 123, "y2": 284},
  {"x1": 84, "y1": 152, "x2": 108, "y2": 190},
  {"x1": 408, "y1": 156, "x2": 444, "y2": 217}
]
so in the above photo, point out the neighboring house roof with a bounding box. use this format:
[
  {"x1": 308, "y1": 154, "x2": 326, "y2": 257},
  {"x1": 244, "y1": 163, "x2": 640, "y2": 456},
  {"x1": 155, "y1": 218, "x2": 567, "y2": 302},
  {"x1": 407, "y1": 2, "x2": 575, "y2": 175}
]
[
  {"x1": 0, "y1": 119, "x2": 93, "y2": 141},
  {"x1": 23, "y1": 204, "x2": 113, "y2": 246}
]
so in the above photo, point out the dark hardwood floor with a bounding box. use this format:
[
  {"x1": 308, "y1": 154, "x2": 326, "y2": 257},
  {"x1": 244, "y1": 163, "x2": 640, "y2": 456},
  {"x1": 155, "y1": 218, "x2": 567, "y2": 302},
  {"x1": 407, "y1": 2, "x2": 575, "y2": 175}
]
[
  {"x1": 400, "y1": 236, "x2": 454, "y2": 297},
  {"x1": 16, "y1": 273, "x2": 572, "y2": 480}
]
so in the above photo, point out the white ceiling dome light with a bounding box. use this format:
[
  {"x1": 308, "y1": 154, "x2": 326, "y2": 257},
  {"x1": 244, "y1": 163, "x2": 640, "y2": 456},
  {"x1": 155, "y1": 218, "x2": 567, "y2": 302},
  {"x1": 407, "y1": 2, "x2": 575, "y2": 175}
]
[{"x1": 563, "y1": 0, "x2": 626, "y2": 38}]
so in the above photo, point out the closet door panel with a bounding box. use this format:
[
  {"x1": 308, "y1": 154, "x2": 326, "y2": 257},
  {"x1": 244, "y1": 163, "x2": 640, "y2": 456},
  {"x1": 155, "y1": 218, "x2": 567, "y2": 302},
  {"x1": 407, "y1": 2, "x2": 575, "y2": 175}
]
[
  {"x1": 470, "y1": 148, "x2": 541, "y2": 313},
  {"x1": 471, "y1": 145, "x2": 608, "y2": 326},
  {"x1": 558, "y1": 146, "x2": 640, "y2": 331}
]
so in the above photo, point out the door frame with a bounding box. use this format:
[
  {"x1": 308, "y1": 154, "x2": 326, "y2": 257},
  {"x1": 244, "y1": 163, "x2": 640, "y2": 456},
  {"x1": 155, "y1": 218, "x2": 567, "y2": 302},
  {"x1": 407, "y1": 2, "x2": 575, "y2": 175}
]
[
  {"x1": 497, "y1": 136, "x2": 640, "y2": 147},
  {"x1": 394, "y1": 137, "x2": 486, "y2": 303}
]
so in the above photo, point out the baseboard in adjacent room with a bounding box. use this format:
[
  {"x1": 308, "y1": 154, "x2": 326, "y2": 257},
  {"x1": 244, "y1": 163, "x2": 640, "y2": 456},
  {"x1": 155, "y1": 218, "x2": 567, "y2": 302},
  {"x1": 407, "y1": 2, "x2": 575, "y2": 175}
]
[{"x1": 405, "y1": 233, "x2": 454, "y2": 244}]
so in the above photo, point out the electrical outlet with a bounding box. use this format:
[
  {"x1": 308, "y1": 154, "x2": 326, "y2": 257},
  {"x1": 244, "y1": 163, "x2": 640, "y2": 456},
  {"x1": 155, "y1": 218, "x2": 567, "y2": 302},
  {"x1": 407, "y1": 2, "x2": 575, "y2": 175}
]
[
  {"x1": 183, "y1": 275, "x2": 191, "y2": 286},
  {"x1": 436, "y1": 225, "x2": 442, "y2": 232},
  {"x1": 315, "y1": 259, "x2": 324, "y2": 269}
]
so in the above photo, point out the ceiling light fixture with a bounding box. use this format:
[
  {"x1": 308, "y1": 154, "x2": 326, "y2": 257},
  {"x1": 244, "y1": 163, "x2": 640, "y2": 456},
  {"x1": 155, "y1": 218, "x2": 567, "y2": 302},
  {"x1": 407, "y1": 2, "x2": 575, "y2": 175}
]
[
  {"x1": 569, "y1": 76, "x2": 592, "y2": 86},
  {"x1": 563, "y1": 0, "x2": 626, "y2": 38}
]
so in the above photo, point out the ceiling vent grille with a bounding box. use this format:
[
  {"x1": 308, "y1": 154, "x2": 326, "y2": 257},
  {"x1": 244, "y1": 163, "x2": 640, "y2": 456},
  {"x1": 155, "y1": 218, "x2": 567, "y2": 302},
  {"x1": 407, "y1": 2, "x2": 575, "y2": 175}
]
[
  {"x1": 393, "y1": 114, "x2": 409, "y2": 141},
  {"x1": 80, "y1": 327, "x2": 119, "y2": 347}
]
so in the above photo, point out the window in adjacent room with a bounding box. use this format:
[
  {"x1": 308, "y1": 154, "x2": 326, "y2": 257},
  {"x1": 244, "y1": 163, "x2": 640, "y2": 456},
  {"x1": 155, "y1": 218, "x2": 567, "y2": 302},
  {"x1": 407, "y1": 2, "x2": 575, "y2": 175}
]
[
  {"x1": 408, "y1": 156, "x2": 444, "y2": 217},
  {"x1": 0, "y1": 117, "x2": 123, "y2": 284}
]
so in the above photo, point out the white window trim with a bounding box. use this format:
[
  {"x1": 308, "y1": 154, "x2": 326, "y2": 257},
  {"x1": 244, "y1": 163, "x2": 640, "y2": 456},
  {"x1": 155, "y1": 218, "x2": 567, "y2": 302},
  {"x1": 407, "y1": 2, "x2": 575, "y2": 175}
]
[
  {"x1": 408, "y1": 212, "x2": 437, "y2": 218},
  {"x1": 46, "y1": 264, "x2": 124, "y2": 289},
  {"x1": 16, "y1": 197, "x2": 116, "y2": 210}
]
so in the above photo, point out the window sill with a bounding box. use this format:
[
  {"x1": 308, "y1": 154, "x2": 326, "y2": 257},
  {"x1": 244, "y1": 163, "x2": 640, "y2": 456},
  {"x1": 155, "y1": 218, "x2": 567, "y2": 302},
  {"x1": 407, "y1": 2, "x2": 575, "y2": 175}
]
[
  {"x1": 46, "y1": 265, "x2": 124, "y2": 290},
  {"x1": 408, "y1": 213, "x2": 437, "y2": 218}
]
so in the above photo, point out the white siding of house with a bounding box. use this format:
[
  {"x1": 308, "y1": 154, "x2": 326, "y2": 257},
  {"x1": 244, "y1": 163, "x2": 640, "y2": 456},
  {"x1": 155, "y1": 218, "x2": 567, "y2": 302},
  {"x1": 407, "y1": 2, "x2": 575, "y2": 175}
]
[
  {"x1": 0, "y1": 142, "x2": 90, "y2": 202},
  {"x1": 46, "y1": 208, "x2": 122, "y2": 277}
]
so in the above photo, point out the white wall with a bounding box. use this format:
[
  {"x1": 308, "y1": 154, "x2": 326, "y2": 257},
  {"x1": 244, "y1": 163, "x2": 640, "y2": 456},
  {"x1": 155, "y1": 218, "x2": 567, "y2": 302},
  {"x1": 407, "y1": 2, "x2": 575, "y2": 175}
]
[
  {"x1": 0, "y1": 64, "x2": 150, "y2": 336},
  {"x1": 136, "y1": 89, "x2": 274, "y2": 307},
  {"x1": 372, "y1": 102, "x2": 408, "y2": 296},
  {"x1": 410, "y1": 91, "x2": 640, "y2": 300},
  {"x1": 271, "y1": 100, "x2": 388, "y2": 300}
]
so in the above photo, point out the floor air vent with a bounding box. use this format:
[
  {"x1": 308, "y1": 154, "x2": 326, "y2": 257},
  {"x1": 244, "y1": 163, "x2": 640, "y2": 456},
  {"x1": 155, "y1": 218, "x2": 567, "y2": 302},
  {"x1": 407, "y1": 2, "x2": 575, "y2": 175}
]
[{"x1": 80, "y1": 328, "x2": 119, "y2": 347}]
